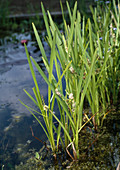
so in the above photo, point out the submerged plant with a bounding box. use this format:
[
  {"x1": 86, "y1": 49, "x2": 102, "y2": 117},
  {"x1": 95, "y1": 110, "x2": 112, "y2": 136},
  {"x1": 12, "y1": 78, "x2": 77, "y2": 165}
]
[{"x1": 20, "y1": 1, "x2": 120, "y2": 160}]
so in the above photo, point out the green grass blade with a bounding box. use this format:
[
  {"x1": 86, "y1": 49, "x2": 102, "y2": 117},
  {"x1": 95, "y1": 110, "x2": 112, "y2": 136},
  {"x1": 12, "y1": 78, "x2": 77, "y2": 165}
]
[
  {"x1": 41, "y1": 2, "x2": 52, "y2": 44},
  {"x1": 32, "y1": 23, "x2": 48, "y2": 64},
  {"x1": 66, "y1": 1, "x2": 72, "y2": 22}
]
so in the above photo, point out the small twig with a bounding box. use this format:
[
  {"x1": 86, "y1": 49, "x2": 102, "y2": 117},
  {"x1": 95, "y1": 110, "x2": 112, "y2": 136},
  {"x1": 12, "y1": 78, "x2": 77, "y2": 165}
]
[
  {"x1": 30, "y1": 126, "x2": 49, "y2": 150},
  {"x1": 87, "y1": 133, "x2": 100, "y2": 152},
  {"x1": 85, "y1": 130, "x2": 104, "y2": 154},
  {"x1": 66, "y1": 142, "x2": 77, "y2": 161}
]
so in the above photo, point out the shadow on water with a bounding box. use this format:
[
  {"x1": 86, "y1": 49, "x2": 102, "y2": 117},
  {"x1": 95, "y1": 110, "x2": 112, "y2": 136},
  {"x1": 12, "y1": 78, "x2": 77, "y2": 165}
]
[{"x1": 0, "y1": 32, "x2": 120, "y2": 169}]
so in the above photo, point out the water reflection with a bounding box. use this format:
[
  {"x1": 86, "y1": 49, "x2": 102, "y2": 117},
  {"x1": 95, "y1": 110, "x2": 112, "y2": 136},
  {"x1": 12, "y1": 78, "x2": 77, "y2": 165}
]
[
  {"x1": 0, "y1": 105, "x2": 47, "y2": 169},
  {"x1": 0, "y1": 32, "x2": 49, "y2": 169}
]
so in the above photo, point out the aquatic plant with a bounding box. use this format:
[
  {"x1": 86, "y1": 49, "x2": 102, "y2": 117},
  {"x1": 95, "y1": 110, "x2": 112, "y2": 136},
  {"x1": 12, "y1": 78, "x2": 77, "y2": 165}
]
[
  {"x1": 20, "y1": 0, "x2": 120, "y2": 160},
  {"x1": 90, "y1": 0, "x2": 120, "y2": 105}
]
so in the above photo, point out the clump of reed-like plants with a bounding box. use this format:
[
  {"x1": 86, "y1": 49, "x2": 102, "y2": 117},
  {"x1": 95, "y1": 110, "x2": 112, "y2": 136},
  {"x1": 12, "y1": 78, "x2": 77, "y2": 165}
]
[
  {"x1": 20, "y1": 0, "x2": 120, "y2": 160},
  {"x1": 90, "y1": 0, "x2": 120, "y2": 105}
]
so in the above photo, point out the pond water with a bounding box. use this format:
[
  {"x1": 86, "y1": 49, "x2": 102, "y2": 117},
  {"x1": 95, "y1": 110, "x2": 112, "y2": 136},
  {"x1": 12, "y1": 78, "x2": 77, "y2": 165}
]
[
  {"x1": 0, "y1": 32, "x2": 120, "y2": 170},
  {"x1": 0, "y1": 32, "x2": 51, "y2": 169}
]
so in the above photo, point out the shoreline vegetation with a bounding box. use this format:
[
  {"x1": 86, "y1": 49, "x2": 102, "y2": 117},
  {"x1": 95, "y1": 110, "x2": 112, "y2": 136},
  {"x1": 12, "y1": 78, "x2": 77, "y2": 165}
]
[
  {"x1": 20, "y1": 0, "x2": 120, "y2": 164},
  {"x1": 0, "y1": 0, "x2": 119, "y2": 169},
  {"x1": 21, "y1": 0, "x2": 120, "y2": 165}
]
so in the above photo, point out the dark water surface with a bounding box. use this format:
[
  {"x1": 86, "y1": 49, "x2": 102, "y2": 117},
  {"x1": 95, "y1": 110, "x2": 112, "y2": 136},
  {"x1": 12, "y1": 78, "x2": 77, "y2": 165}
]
[
  {"x1": 0, "y1": 32, "x2": 50, "y2": 169},
  {"x1": 0, "y1": 32, "x2": 120, "y2": 170}
]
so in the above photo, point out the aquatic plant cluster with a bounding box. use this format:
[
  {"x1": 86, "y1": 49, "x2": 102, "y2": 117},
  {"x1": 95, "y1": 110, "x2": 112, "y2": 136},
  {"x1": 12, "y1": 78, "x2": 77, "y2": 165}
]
[{"x1": 20, "y1": 0, "x2": 120, "y2": 160}]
